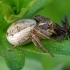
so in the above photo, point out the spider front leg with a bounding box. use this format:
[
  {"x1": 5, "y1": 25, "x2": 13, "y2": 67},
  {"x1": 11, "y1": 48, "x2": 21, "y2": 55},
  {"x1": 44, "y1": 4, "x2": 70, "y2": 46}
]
[
  {"x1": 34, "y1": 27, "x2": 57, "y2": 42},
  {"x1": 30, "y1": 30, "x2": 54, "y2": 57},
  {"x1": 9, "y1": 45, "x2": 17, "y2": 51}
]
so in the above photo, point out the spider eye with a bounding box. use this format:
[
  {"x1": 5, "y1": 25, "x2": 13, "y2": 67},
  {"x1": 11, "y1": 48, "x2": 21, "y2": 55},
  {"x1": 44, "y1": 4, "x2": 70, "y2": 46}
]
[{"x1": 48, "y1": 23, "x2": 52, "y2": 27}]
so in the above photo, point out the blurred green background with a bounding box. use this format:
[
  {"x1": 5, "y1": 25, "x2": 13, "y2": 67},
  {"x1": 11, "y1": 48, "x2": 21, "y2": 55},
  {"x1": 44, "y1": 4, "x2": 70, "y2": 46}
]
[{"x1": 0, "y1": 0, "x2": 70, "y2": 70}]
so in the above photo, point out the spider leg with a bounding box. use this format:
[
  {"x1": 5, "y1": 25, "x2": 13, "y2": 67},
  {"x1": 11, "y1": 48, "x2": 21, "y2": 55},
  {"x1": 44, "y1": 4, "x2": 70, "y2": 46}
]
[
  {"x1": 54, "y1": 23, "x2": 66, "y2": 40},
  {"x1": 9, "y1": 45, "x2": 17, "y2": 51},
  {"x1": 64, "y1": 15, "x2": 69, "y2": 27},
  {"x1": 61, "y1": 15, "x2": 69, "y2": 28},
  {"x1": 33, "y1": 27, "x2": 58, "y2": 42},
  {"x1": 61, "y1": 16, "x2": 70, "y2": 39},
  {"x1": 30, "y1": 32, "x2": 54, "y2": 57}
]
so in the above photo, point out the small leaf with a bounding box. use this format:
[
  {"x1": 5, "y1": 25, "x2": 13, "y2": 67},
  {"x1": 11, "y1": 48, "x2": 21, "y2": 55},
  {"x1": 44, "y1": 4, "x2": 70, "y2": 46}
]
[
  {"x1": 0, "y1": 0, "x2": 53, "y2": 23},
  {"x1": 0, "y1": 0, "x2": 36, "y2": 23}
]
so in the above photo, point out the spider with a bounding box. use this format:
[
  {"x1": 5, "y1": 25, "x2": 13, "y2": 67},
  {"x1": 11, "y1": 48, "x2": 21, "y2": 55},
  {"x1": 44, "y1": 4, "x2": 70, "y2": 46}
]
[
  {"x1": 55, "y1": 15, "x2": 70, "y2": 41},
  {"x1": 6, "y1": 15, "x2": 57, "y2": 57}
]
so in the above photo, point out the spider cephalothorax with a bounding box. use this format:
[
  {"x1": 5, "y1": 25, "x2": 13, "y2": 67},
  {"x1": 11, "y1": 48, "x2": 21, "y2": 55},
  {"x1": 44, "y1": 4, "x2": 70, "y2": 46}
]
[
  {"x1": 34, "y1": 15, "x2": 56, "y2": 35},
  {"x1": 55, "y1": 15, "x2": 70, "y2": 40}
]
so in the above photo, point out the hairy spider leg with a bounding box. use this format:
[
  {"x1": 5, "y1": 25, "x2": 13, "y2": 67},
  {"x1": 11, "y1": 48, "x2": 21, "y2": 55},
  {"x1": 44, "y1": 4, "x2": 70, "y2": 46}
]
[
  {"x1": 9, "y1": 45, "x2": 17, "y2": 51},
  {"x1": 55, "y1": 23, "x2": 66, "y2": 41},
  {"x1": 61, "y1": 15, "x2": 70, "y2": 39},
  {"x1": 30, "y1": 32, "x2": 54, "y2": 57},
  {"x1": 34, "y1": 27, "x2": 58, "y2": 42},
  {"x1": 55, "y1": 16, "x2": 70, "y2": 40},
  {"x1": 61, "y1": 15, "x2": 69, "y2": 28}
]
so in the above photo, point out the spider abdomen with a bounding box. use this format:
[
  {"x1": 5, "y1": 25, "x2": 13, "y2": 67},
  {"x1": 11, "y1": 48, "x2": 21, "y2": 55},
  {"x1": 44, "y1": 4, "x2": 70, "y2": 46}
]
[{"x1": 7, "y1": 19, "x2": 37, "y2": 46}]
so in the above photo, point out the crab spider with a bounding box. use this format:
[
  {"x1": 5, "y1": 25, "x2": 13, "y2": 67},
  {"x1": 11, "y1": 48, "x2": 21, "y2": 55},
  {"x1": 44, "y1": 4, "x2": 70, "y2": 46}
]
[{"x1": 7, "y1": 15, "x2": 57, "y2": 57}]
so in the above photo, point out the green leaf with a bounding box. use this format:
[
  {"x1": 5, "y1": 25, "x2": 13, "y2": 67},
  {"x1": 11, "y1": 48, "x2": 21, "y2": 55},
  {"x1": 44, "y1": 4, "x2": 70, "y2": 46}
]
[
  {"x1": 0, "y1": 1, "x2": 14, "y2": 19},
  {"x1": 19, "y1": 39, "x2": 70, "y2": 56},
  {"x1": 0, "y1": 0, "x2": 53, "y2": 23},
  {"x1": 0, "y1": 0, "x2": 36, "y2": 23},
  {"x1": 24, "y1": 0, "x2": 53, "y2": 18},
  {"x1": 0, "y1": 18, "x2": 25, "y2": 70}
]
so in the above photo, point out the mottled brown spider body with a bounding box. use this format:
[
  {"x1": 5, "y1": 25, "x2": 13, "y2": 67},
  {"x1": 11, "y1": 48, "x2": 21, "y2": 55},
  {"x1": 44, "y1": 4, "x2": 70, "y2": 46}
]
[{"x1": 7, "y1": 15, "x2": 56, "y2": 56}]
